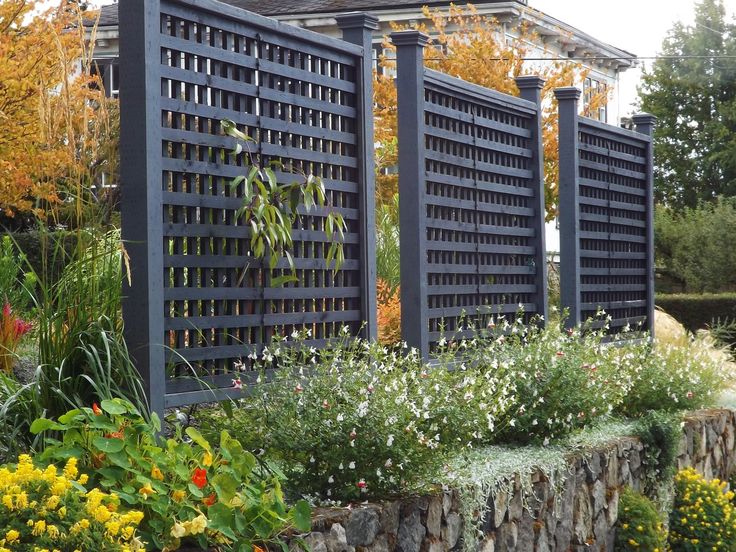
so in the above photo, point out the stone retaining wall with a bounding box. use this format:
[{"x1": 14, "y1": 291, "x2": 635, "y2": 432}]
[{"x1": 296, "y1": 409, "x2": 736, "y2": 552}]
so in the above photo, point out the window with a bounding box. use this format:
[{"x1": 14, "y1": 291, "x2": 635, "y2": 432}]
[
  {"x1": 583, "y1": 77, "x2": 608, "y2": 123},
  {"x1": 91, "y1": 59, "x2": 120, "y2": 98}
]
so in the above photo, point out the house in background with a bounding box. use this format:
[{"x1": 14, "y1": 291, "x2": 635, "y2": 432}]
[{"x1": 86, "y1": 0, "x2": 636, "y2": 123}]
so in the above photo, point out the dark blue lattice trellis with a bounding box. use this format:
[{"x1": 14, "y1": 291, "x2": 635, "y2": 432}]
[
  {"x1": 392, "y1": 31, "x2": 548, "y2": 358},
  {"x1": 556, "y1": 87, "x2": 656, "y2": 337},
  {"x1": 120, "y1": 0, "x2": 377, "y2": 414}
]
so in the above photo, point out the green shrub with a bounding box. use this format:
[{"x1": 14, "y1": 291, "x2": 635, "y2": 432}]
[
  {"x1": 34, "y1": 399, "x2": 310, "y2": 551},
  {"x1": 669, "y1": 467, "x2": 736, "y2": 551},
  {"x1": 617, "y1": 338, "x2": 727, "y2": 416},
  {"x1": 615, "y1": 488, "x2": 668, "y2": 551},
  {"x1": 657, "y1": 293, "x2": 736, "y2": 332},
  {"x1": 634, "y1": 411, "x2": 682, "y2": 496},
  {"x1": 655, "y1": 199, "x2": 736, "y2": 293},
  {"x1": 0, "y1": 372, "x2": 40, "y2": 464}
]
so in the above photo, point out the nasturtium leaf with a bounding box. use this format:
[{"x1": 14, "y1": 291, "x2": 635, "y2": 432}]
[
  {"x1": 100, "y1": 399, "x2": 128, "y2": 415},
  {"x1": 92, "y1": 436, "x2": 125, "y2": 454}
]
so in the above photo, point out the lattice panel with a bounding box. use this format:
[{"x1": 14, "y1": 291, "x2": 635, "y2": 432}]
[
  {"x1": 577, "y1": 120, "x2": 650, "y2": 334},
  {"x1": 423, "y1": 71, "x2": 544, "y2": 346},
  {"x1": 156, "y1": 1, "x2": 367, "y2": 392}
]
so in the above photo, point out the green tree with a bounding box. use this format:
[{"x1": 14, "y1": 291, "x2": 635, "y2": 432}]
[{"x1": 639, "y1": 0, "x2": 736, "y2": 208}]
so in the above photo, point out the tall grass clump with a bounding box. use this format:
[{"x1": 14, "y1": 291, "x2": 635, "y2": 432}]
[{"x1": 31, "y1": 228, "x2": 146, "y2": 419}]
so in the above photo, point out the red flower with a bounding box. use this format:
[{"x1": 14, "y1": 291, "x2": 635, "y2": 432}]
[
  {"x1": 203, "y1": 493, "x2": 216, "y2": 506},
  {"x1": 192, "y1": 468, "x2": 208, "y2": 489},
  {"x1": 556, "y1": 351, "x2": 565, "y2": 357},
  {"x1": 357, "y1": 480, "x2": 367, "y2": 490},
  {"x1": 92, "y1": 403, "x2": 102, "y2": 416},
  {"x1": 2, "y1": 303, "x2": 10, "y2": 320},
  {"x1": 12, "y1": 319, "x2": 32, "y2": 339}
]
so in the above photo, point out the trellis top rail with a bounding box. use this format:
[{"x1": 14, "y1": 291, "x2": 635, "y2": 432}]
[
  {"x1": 423, "y1": 69, "x2": 538, "y2": 115},
  {"x1": 162, "y1": 0, "x2": 364, "y2": 57}
]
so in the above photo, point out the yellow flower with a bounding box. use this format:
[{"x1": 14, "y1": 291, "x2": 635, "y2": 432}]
[
  {"x1": 171, "y1": 489, "x2": 186, "y2": 503},
  {"x1": 186, "y1": 514, "x2": 208, "y2": 535},
  {"x1": 63, "y1": 458, "x2": 78, "y2": 480},
  {"x1": 151, "y1": 466, "x2": 164, "y2": 481},
  {"x1": 32, "y1": 520, "x2": 47, "y2": 536},
  {"x1": 77, "y1": 474, "x2": 89, "y2": 485},
  {"x1": 203, "y1": 451, "x2": 213, "y2": 467},
  {"x1": 138, "y1": 483, "x2": 156, "y2": 500},
  {"x1": 4, "y1": 530, "x2": 19, "y2": 544},
  {"x1": 171, "y1": 521, "x2": 187, "y2": 538}
]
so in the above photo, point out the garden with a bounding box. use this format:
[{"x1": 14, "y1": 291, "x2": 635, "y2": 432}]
[{"x1": 1, "y1": 0, "x2": 736, "y2": 551}]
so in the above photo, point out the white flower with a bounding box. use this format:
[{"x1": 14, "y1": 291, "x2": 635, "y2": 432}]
[
  {"x1": 310, "y1": 456, "x2": 315, "y2": 463},
  {"x1": 385, "y1": 458, "x2": 393, "y2": 468},
  {"x1": 387, "y1": 434, "x2": 395, "y2": 447},
  {"x1": 348, "y1": 461, "x2": 356, "y2": 469},
  {"x1": 532, "y1": 419, "x2": 538, "y2": 426},
  {"x1": 328, "y1": 475, "x2": 335, "y2": 483}
]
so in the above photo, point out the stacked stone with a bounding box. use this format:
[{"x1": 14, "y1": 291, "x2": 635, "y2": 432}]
[{"x1": 291, "y1": 409, "x2": 736, "y2": 552}]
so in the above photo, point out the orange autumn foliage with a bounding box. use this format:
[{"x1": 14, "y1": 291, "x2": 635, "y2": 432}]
[
  {"x1": 374, "y1": 3, "x2": 608, "y2": 219},
  {"x1": 377, "y1": 278, "x2": 402, "y2": 346},
  {"x1": 0, "y1": 1, "x2": 118, "y2": 223}
]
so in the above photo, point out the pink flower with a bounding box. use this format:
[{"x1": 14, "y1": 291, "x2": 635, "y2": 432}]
[
  {"x1": 357, "y1": 480, "x2": 367, "y2": 490},
  {"x1": 367, "y1": 385, "x2": 374, "y2": 394},
  {"x1": 231, "y1": 378, "x2": 243, "y2": 390},
  {"x1": 2, "y1": 303, "x2": 10, "y2": 319},
  {"x1": 686, "y1": 391, "x2": 694, "y2": 399},
  {"x1": 349, "y1": 430, "x2": 357, "y2": 440},
  {"x1": 295, "y1": 384, "x2": 304, "y2": 394},
  {"x1": 322, "y1": 400, "x2": 330, "y2": 409},
  {"x1": 566, "y1": 328, "x2": 574, "y2": 337},
  {"x1": 556, "y1": 351, "x2": 565, "y2": 357}
]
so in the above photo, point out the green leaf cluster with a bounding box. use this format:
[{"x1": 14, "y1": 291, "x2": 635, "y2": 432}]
[
  {"x1": 221, "y1": 120, "x2": 346, "y2": 286},
  {"x1": 31, "y1": 398, "x2": 310, "y2": 551}
]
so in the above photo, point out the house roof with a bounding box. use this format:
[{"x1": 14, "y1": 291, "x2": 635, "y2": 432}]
[{"x1": 85, "y1": 0, "x2": 525, "y2": 26}]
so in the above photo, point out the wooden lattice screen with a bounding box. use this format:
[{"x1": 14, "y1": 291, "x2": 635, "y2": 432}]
[
  {"x1": 392, "y1": 31, "x2": 548, "y2": 358},
  {"x1": 556, "y1": 87, "x2": 656, "y2": 337},
  {"x1": 120, "y1": 0, "x2": 377, "y2": 414}
]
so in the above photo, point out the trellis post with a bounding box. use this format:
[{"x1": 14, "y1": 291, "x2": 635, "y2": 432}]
[
  {"x1": 336, "y1": 13, "x2": 379, "y2": 341},
  {"x1": 555, "y1": 87, "x2": 582, "y2": 330},
  {"x1": 516, "y1": 76, "x2": 549, "y2": 324},
  {"x1": 119, "y1": 0, "x2": 166, "y2": 419},
  {"x1": 392, "y1": 30, "x2": 431, "y2": 358},
  {"x1": 632, "y1": 113, "x2": 657, "y2": 338}
]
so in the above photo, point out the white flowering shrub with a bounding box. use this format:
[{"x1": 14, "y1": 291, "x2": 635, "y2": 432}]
[
  {"x1": 208, "y1": 317, "x2": 732, "y2": 502},
  {"x1": 618, "y1": 338, "x2": 728, "y2": 416},
  {"x1": 469, "y1": 318, "x2": 633, "y2": 445},
  {"x1": 220, "y1": 333, "x2": 516, "y2": 501}
]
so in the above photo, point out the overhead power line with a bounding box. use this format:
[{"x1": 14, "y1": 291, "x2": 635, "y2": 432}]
[{"x1": 419, "y1": 55, "x2": 736, "y2": 62}]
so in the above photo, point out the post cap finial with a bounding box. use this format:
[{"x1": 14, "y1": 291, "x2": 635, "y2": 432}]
[
  {"x1": 336, "y1": 12, "x2": 380, "y2": 31},
  {"x1": 390, "y1": 30, "x2": 431, "y2": 47},
  {"x1": 632, "y1": 113, "x2": 657, "y2": 126},
  {"x1": 515, "y1": 75, "x2": 546, "y2": 90},
  {"x1": 554, "y1": 87, "x2": 582, "y2": 101}
]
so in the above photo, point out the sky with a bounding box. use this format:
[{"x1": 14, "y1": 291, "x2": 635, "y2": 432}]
[{"x1": 531, "y1": 0, "x2": 736, "y2": 119}]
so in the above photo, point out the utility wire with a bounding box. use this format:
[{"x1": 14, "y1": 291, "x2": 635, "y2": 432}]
[{"x1": 419, "y1": 55, "x2": 736, "y2": 62}]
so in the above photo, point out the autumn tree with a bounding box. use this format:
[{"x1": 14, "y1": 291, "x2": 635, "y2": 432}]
[
  {"x1": 0, "y1": 1, "x2": 117, "y2": 226},
  {"x1": 374, "y1": 4, "x2": 607, "y2": 219}
]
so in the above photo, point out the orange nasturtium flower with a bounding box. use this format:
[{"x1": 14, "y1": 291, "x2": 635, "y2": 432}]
[
  {"x1": 192, "y1": 468, "x2": 208, "y2": 489},
  {"x1": 92, "y1": 403, "x2": 102, "y2": 415},
  {"x1": 151, "y1": 466, "x2": 164, "y2": 481},
  {"x1": 203, "y1": 493, "x2": 216, "y2": 506}
]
